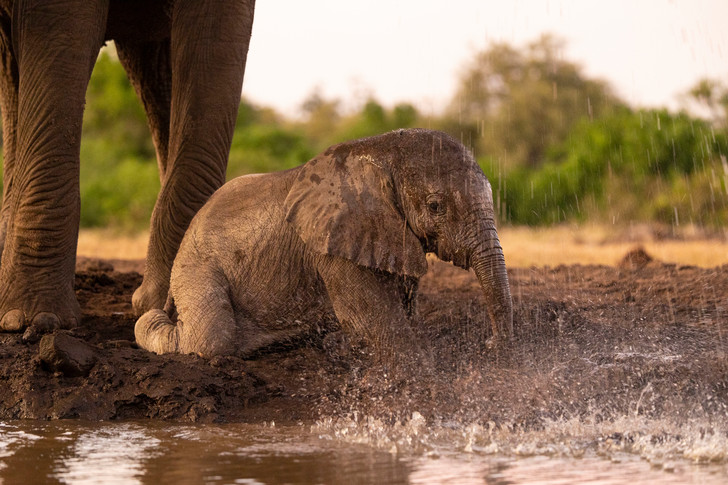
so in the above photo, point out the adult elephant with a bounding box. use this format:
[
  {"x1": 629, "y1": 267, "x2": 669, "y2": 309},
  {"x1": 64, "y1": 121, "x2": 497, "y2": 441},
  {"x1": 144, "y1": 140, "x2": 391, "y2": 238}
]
[{"x1": 0, "y1": 0, "x2": 255, "y2": 331}]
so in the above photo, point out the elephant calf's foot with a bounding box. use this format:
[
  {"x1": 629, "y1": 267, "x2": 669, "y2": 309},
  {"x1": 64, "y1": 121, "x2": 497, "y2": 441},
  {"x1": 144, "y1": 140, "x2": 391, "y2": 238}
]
[{"x1": 135, "y1": 309, "x2": 180, "y2": 355}]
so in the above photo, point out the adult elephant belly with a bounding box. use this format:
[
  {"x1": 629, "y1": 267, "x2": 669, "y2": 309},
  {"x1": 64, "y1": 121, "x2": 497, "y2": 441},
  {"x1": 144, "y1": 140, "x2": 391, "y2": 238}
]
[{"x1": 104, "y1": 0, "x2": 171, "y2": 43}]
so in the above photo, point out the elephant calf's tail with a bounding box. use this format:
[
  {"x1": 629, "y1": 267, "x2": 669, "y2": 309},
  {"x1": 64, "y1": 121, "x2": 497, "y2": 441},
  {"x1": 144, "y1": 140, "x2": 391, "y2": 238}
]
[{"x1": 135, "y1": 309, "x2": 180, "y2": 355}]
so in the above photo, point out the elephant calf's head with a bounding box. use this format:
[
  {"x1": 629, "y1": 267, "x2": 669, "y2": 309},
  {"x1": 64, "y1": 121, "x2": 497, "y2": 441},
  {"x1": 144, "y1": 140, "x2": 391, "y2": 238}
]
[{"x1": 285, "y1": 128, "x2": 513, "y2": 341}]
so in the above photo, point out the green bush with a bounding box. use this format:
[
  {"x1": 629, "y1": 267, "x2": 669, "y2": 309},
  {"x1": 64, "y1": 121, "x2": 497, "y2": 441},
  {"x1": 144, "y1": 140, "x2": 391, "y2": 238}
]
[
  {"x1": 228, "y1": 123, "x2": 314, "y2": 177},
  {"x1": 486, "y1": 107, "x2": 728, "y2": 226},
  {"x1": 79, "y1": 51, "x2": 158, "y2": 231},
  {"x1": 80, "y1": 155, "x2": 159, "y2": 230}
]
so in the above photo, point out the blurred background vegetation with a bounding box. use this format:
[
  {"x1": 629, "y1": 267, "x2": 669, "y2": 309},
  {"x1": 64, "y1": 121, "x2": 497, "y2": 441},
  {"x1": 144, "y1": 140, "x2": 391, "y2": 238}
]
[{"x1": 2, "y1": 35, "x2": 726, "y2": 232}]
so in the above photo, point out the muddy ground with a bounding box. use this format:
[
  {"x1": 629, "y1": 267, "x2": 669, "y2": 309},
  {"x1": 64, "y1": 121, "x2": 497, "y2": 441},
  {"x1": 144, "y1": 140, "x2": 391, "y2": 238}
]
[{"x1": 0, "y1": 248, "x2": 726, "y2": 428}]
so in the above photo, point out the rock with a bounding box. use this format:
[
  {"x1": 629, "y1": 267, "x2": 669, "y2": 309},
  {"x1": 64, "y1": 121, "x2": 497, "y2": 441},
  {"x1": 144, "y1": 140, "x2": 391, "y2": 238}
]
[
  {"x1": 618, "y1": 246, "x2": 654, "y2": 270},
  {"x1": 21, "y1": 325, "x2": 44, "y2": 344},
  {"x1": 39, "y1": 333, "x2": 98, "y2": 377}
]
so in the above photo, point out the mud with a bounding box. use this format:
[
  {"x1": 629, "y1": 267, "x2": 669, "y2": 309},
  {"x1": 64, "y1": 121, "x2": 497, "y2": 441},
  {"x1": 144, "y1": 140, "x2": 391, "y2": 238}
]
[{"x1": 0, "y1": 249, "x2": 726, "y2": 429}]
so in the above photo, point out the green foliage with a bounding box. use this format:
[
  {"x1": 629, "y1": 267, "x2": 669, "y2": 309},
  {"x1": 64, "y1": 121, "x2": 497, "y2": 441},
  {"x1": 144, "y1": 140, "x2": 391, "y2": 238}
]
[
  {"x1": 228, "y1": 103, "x2": 315, "y2": 177},
  {"x1": 83, "y1": 52, "x2": 155, "y2": 159},
  {"x1": 80, "y1": 148, "x2": 159, "y2": 230},
  {"x1": 489, "y1": 107, "x2": 728, "y2": 226},
  {"x1": 80, "y1": 51, "x2": 157, "y2": 230},
  {"x1": 298, "y1": 91, "x2": 423, "y2": 152},
  {"x1": 687, "y1": 78, "x2": 728, "y2": 128},
  {"x1": 332, "y1": 100, "x2": 421, "y2": 144}
]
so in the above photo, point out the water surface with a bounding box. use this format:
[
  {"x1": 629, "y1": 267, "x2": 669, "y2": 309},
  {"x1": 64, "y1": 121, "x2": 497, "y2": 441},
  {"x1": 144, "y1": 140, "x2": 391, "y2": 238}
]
[{"x1": 1, "y1": 418, "x2": 726, "y2": 484}]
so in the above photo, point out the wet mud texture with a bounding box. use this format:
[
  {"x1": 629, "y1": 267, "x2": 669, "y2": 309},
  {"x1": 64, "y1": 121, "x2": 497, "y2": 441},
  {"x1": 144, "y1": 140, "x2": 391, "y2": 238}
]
[{"x1": 0, "y1": 249, "x2": 726, "y2": 426}]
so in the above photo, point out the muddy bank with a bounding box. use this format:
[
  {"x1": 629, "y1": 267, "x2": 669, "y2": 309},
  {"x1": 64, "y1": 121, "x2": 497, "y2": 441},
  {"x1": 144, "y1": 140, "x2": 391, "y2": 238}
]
[{"x1": 0, "y1": 251, "x2": 726, "y2": 427}]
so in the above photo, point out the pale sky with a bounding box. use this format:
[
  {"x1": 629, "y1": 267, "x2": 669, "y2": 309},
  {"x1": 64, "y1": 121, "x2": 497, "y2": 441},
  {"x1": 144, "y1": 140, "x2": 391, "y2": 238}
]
[{"x1": 242, "y1": 0, "x2": 728, "y2": 117}]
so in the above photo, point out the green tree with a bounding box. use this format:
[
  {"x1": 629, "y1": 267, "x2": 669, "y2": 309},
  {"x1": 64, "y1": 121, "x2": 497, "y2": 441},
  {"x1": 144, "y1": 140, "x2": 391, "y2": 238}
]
[
  {"x1": 333, "y1": 99, "x2": 421, "y2": 147},
  {"x1": 448, "y1": 34, "x2": 619, "y2": 169},
  {"x1": 298, "y1": 92, "x2": 422, "y2": 152},
  {"x1": 299, "y1": 89, "x2": 342, "y2": 150},
  {"x1": 687, "y1": 78, "x2": 728, "y2": 129},
  {"x1": 227, "y1": 98, "x2": 315, "y2": 177},
  {"x1": 82, "y1": 51, "x2": 154, "y2": 159},
  {"x1": 495, "y1": 107, "x2": 728, "y2": 226}
]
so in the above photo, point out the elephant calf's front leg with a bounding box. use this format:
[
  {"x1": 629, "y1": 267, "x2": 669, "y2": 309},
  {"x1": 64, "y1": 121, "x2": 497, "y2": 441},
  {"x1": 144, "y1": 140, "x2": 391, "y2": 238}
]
[{"x1": 317, "y1": 256, "x2": 421, "y2": 366}]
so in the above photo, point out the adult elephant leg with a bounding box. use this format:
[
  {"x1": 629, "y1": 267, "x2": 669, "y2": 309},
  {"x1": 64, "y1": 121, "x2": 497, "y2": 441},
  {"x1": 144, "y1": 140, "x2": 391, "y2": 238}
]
[
  {"x1": 132, "y1": 0, "x2": 255, "y2": 314},
  {"x1": 116, "y1": 38, "x2": 172, "y2": 178},
  {"x1": 0, "y1": 8, "x2": 18, "y2": 261},
  {"x1": 0, "y1": 0, "x2": 109, "y2": 331}
]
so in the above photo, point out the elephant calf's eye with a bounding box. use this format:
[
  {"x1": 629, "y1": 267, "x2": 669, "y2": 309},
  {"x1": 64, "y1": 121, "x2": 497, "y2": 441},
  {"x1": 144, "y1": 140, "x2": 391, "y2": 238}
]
[{"x1": 427, "y1": 197, "x2": 445, "y2": 215}]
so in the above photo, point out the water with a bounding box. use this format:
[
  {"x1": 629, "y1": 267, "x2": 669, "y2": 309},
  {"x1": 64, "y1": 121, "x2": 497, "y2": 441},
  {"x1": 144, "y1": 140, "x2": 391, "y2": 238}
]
[{"x1": 2, "y1": 417, "x2": 727, "y2": 484}]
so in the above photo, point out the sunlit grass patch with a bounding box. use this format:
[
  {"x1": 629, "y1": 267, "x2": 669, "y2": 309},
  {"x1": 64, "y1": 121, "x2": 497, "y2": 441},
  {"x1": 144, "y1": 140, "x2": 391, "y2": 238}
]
[{"x1": 78, "y1": 229, "x2": 149, "y2": 260}]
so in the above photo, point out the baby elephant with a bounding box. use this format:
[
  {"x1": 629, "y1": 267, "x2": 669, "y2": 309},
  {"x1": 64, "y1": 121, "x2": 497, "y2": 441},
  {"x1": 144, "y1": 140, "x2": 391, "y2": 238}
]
[{"x1": 135, "y1": 129, "x2": 513, "y2": 359}]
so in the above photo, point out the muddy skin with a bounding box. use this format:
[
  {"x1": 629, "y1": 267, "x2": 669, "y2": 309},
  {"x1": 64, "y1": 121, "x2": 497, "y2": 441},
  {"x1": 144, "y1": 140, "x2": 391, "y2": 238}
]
[{"x1": 0, "y1": 251, "x2": 726, "y2": 427}]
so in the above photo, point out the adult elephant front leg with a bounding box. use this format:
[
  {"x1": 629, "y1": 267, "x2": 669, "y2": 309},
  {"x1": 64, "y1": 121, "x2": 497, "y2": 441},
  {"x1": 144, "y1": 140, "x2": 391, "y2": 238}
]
[
  {"x1": 0, "y1": 0, "x2": 109, "y2": 331},
  {"x1": 0, "y1": 6, "x2": 18, "y2": 261},
  {"x1": 133, "y1": 0, "x2": 255, "y2": 314}
]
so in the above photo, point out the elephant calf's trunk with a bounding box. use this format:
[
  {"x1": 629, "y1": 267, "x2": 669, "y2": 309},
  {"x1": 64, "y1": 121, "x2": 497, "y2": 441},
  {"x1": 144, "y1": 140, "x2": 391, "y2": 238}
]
[{"x1": 471, "y1": 235, "x2": 513, "y2": 343}]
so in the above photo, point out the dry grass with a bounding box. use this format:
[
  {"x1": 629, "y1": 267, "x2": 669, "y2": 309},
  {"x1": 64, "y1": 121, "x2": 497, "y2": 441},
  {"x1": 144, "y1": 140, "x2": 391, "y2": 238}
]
[
  {"x1": 78, "y1": 229, "x2": 149, "y2": 260},
  {"x1": 78, "y1": 224, "x2": 728, "y2": 268},
  {"x1": 499, "y1": 224, "x2": 728, "y2": 268}
]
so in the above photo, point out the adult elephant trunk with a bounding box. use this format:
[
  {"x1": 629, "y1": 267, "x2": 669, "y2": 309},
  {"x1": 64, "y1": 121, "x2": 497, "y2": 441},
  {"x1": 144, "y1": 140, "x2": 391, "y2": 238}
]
[{"x1": 468, "y1": 225, "x2": 513, "y2": 343}]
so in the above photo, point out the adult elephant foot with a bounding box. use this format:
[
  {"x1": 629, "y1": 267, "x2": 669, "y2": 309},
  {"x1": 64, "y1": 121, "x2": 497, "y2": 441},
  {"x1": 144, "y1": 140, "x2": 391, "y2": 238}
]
[
  {"x1": 0, "y1": 283, "x2": 80, "y2": 333},
  {"x1": 0, "y1": 211, "x2": 82, "y2": 334},
  {"x1": 0, "y1": 234, "x2": 81, "y2": 333},
  {"x1": 131, "y1": 277, "x2": 168, "y2": 317}
]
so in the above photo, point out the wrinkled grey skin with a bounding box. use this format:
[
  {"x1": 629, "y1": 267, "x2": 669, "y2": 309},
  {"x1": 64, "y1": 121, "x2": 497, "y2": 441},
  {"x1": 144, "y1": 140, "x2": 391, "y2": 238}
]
[
  {"x1": 0, "y1": 0, "x2": 255, "y2": 332},
  {"x1": 135, "y1": 129, "x2": 513, "y2": 360}
]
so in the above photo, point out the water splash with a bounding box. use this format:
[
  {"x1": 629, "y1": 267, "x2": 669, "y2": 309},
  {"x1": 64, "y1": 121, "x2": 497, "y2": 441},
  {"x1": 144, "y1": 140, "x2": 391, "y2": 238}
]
[{"x1": 313, "y1": 410, "x2": 728, "y2": 469}]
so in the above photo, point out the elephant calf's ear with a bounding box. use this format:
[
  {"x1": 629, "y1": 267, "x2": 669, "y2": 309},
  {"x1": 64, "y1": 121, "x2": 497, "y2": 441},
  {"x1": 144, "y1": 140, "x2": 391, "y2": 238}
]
[{"x1": 284, "y1": 149, "x2": 427, "y2": 278}]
